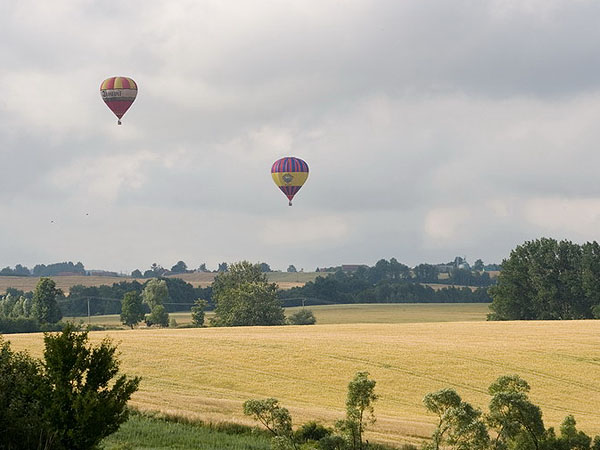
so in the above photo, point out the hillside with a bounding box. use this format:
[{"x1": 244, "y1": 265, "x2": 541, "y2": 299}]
[{"x1": 8, "y1": 319, "x2": 600, "y2": 447}]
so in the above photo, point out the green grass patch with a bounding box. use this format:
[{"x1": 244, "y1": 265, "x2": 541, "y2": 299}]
[
  {"x1": 66, "y1": 303, "x2": 490, "y2": 328},
  {"x1": 101, "y1": 410, "x2": 271, "y2": 450}
]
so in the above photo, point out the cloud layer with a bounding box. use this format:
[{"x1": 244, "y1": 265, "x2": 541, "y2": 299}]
[{"x1": 2, "y1": 0, "x2": 600, "y2": 271}]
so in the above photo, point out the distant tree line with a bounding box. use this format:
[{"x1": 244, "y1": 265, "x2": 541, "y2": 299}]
[
  {"x1": 129, "y1": 260, "x2": 273, "y2": 278},
  {"x1": 0, "y1": 278, "x2": 65, "y2": 333},
  {"x1": 279, "y1": 260, "x2": 492, "y2": 306},
  {"x1": 0, "y1": 261, "x2": 86, "y2": 277},
  {"x1": 489, "y1": 238, "x2": 600, "y2": 320},
  {"x1": 61, "y1": 278, "x2": 212, "y2": 316},
  {"x1": 0, "y1": 277, "x2": 213, "y2": 333}
]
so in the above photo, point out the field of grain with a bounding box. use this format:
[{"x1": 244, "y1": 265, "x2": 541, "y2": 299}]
[
  {"x1": 64, "y1": 303, "x2": 491, "y2": 328},
  {"x1": 6, "y1": 319, "x2": 599, "y2": 447},
  {"x1": 290, "y1": 303, "x2": 491, "y2": 324},
  {"x1": 0, "y1": 271, "x2": 324, "y2": 294}
]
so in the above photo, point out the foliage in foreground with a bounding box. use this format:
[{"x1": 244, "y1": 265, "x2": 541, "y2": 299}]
[
  {"x1": 244, "y1": 372, "x2": 389, "y2": 450},
  {"x1": 423, "y1": 374, "x2": 600, "y2": 450},
  {"x1": 101, "y1": 410, "x2": 272, "y2": 450},
  {"x1": 244, "y1": 372, "x2": 600, "y2": 450},
  {"x1": 0, "y1": 324, "x2": 140, "y2": 450}
]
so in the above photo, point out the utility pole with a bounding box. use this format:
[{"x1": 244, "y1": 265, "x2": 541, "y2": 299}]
[{"x1": 87, "y1": 297, "x2": 90, "y2": 325}]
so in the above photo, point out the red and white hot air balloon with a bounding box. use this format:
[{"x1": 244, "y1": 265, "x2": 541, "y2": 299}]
[{"x1": 100, "y1": 76, "x2": 138, "y2": 125}]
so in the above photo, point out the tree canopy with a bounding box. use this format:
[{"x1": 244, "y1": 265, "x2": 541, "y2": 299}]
[
  {"x1": 211, "y1": 261, "x2": 285, "y2": 327},
  {"x1": 120, "y1": 291, "x2": 145, "y2": 328},
  {"x1": 0, "y1": 325, "x2": 139, "y2": 449},
  {"x1": 489, "y1": 238, "x2": 600, "y2": 320},
  {"x1": 31, "y1": 277, "x2": 63, "y2": 324}
]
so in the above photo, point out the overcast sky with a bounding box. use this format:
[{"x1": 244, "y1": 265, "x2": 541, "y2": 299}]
[{"x1": 2, "y1": 0, "x2": 600, "y2": 273}]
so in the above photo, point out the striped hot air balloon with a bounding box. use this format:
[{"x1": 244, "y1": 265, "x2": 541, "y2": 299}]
[
  {"x1": 100, "y1": 76, "x2": 138, "y2": 125},
  {"x1": 271, "y1": 157, "x2": 309, "y2": 206}
]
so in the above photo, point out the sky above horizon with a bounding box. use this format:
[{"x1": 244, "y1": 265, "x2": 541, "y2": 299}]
[{"x1": 2, "y1": 0, "x2": 600, "y2": 273}]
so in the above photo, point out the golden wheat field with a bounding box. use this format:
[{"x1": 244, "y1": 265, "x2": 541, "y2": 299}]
[{"x1": 5, "y1": 318, "x2": 600, "y2": 447}]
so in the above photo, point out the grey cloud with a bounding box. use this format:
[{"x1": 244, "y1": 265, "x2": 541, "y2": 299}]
[{"x1": 2, "y1": 0, "x2": 600, "y2": 270}]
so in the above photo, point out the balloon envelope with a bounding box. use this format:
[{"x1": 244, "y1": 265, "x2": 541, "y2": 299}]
[
  {"x1": 100, "y1": 77, "x2": 137, "y2": 124},
  {"x1": 271, "y1": 157, "x2": 309, "y2": 206}
]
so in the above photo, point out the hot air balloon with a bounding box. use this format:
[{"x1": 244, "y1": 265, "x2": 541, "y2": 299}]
[
  {"x1": 271, "y1": 157, "x2": 309, "y2": 206},
  {"x1": 100, "y1": 76, "x2": 137, "y2": 125}
]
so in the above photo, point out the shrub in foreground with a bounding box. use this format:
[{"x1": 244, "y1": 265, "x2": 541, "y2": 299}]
[{"x1": 0, "y1": 324, "x2": 140, "y2": 449}]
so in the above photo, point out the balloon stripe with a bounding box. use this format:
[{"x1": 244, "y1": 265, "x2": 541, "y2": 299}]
[
  {"x1": 271, "y1": 156, "x2": 308, "y2": 204},
  {"x1": 271, "y1": 157, "x2": 309, "y2": 173}
]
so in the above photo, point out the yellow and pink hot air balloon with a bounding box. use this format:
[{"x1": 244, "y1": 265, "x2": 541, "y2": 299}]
[
  {"x1": 271, "y1": 157, "x2": 309, "y2": 206},
  {"x1": 100, "y1": 76, "x2": 138, "y2": 125}
]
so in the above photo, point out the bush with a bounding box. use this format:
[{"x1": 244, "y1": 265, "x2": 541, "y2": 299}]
[
  {"x1": 146, "y1": 305, "x2": 169, "y2": 327},
  {"x1": 287, "y1": 309, "x2": 316, "y2": 325},
  {"x1": 0, "y1": 337, "x2": 50, "y2": 449},
  {"x1": 0, "y1": 317, "x2": 41, "y2": 333},
  {"x1": 294, "y1": 421, "x2": 332, "y2": 443},
  {"x1": 0, "y1": 324, "x2": 140, "y2": 450}
]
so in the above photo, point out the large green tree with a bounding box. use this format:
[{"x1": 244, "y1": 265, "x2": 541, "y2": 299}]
[
  {"x1": 489, "y1": 238, "x2": 600, "y2": 320},
  {"x1": 336, "y1": 371, "x2": 378, "y2": 450},
  {"x1": 120, "y1": 291, "x2": 145, "y2": 328},
  {"x1": 211, "y1": 261, "x2": 285, "y2": 326},
  {"x1": 0, "y1": 326, "x2": 140, "y2": 450},
  {"x1": 422, "y1": 388, "x2": 489, "y2": 450},
  {"x1": 191, "y1": 298, "x2": 207, "y2": 326},
  {"x1": 486, "y1": 375, "x2": 545, "y2": 450},
  {"x1": 31, "y1": 277, "x2": 63, "y2": 324},
  {"x1": 142, "y1": 279, "x2": 169, "y2": 327},
  {"x1": 41, "y1": 324, "x2": 141, "y2": 449}
]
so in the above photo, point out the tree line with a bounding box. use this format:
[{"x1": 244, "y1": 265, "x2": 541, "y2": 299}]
[
  {"x1": 280, "y1": 262, "x2": 492, "y2": 307},
  {"x1": 62, "y1": 278, "x2": 212, "y2": 316},
  {"x1": 129, "y1": 260, "x2": 273, "y2": 277},
  {"x1": 0, "y1": 261, "x2": 86, "y2": 277},
  {"x1": 245, "y1": 372, "x2": 600, "y2": 450},
  {"x1": 0, "y1": 263, "x2": 316, "y2": 333}
]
